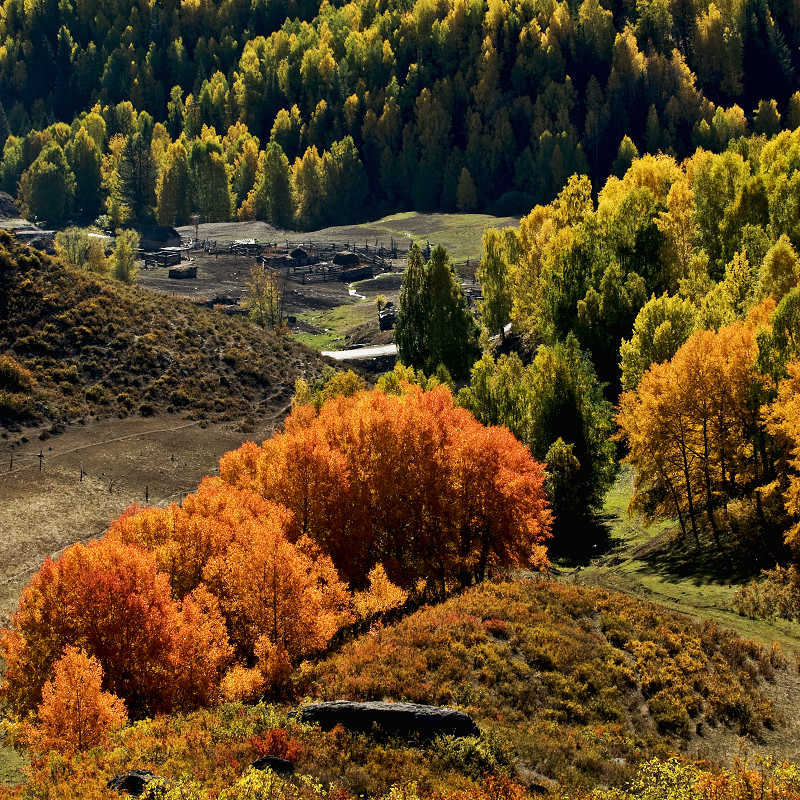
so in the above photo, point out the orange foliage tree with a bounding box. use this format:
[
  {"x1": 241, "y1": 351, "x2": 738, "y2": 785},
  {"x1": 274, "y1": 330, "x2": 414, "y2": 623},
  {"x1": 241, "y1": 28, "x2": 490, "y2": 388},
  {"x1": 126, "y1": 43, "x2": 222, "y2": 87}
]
[
  {"x1": 3, "y1": 386, "x2": 551, "y2": 722},
  {"x1": 0, "y1": 537, "x2": 231, "y2": 717},
  {"x1": 111, "y1": 476, "x2": 353, "y2": 663},
  {"x1": 617, "y1": 315, "x2": 770, "y2": 550},
  {"x1": 220, "y1": 385, "x2": 552, "y2": 592},
  {"x1": 109, "y1": 477, "x2": 289, "y2": 598},
  {"x1": 24, "y1": 646, "x2": 127, "y2": 756}
]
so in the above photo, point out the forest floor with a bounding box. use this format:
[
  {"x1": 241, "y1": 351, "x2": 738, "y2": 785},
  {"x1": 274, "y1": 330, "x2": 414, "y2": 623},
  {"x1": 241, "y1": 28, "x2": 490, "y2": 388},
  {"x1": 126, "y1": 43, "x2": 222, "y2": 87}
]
[{"x1": 570, "y1": 467, "x2": 800, "y2": 656}]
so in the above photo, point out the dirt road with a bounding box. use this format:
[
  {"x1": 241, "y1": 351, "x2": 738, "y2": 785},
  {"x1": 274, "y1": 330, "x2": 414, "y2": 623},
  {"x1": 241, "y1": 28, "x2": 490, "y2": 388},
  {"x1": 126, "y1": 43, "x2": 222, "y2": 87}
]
[{"x1": 321, "y1": 344, "x2": 398, "y2": 360}]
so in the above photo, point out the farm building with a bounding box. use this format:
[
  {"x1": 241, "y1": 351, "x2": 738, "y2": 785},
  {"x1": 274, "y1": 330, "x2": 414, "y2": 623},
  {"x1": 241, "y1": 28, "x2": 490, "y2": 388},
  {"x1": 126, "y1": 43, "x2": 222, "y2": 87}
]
[
  {"x1": 332, "y1": 251, "x2": 360, "y2": 268},
  {"x1": 140, "y1": 226, "x2": 181, "y2": 251},
  {"x1": 12, "y1": 228, "x2": 55, "y2": 253},
  {"x1": 169, "y1": 265, "x2": 197, "y2": 279}
]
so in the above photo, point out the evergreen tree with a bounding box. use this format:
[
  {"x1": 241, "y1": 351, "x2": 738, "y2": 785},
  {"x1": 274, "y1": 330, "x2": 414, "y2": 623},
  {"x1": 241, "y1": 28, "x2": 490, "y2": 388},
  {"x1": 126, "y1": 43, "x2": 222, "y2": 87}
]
[
  {"x1": 395, "y1": 244, "x2": 428, "y2": 371},
  {"x1": 0, "y1": 100, "x2": 9, "y2": 151},
  {"x1": 323, "y1": 137, "x2": 367, "y2": 224},
  {"x1": 259, "y1": 142, "x2": 294, "y2": 228},
  {"x1": 188, "y1": 139, "x2": 231, "y2": 222},
  {"x1": 66, "y1": 127, "x2": 103, "y2": 220},
  {"x1": 118, "y1": 132, "x2": 156, "y2": 222},
  {"x1": 396, "y1": 244, "x2": 480, "y2": 380},
  {"x1": 456, "y1": 168, "x2": 478, "y2": 212},
  {"x1": 156, "y1": 141, "x2": 191, "y2": 225}
]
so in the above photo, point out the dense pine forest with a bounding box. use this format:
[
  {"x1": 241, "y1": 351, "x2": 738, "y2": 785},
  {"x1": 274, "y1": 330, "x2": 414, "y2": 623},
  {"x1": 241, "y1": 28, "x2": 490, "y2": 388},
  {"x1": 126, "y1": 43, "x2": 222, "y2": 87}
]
[{"x1": 3, "y1": 0, "x2": 800, "y2": 226}]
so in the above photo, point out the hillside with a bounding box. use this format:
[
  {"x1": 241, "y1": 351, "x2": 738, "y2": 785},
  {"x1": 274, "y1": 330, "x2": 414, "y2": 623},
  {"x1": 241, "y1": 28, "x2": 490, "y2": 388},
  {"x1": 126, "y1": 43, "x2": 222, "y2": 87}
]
[
  {"x1": 3, "y1": 0, "x2": 800, "y2": 230},
  {"x1": 0, "y1": 230, "x2": 326, "y2": 432},
  {"x1": 3, "y1": 578, "x2": 795, "y2": 798}
]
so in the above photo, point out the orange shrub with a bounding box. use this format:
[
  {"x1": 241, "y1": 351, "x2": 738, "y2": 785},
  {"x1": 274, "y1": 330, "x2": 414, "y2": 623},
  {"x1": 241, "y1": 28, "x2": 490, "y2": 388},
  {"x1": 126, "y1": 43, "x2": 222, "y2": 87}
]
[
  {"x1": 25, "y1": 646, "x2": 127, "y2": 757},
  {"x1": 220, "y1": 386, "x2": 552, "y2": 591},
  {"x1": 0, "y1": 538, "x2": 231, "y2": 717}
]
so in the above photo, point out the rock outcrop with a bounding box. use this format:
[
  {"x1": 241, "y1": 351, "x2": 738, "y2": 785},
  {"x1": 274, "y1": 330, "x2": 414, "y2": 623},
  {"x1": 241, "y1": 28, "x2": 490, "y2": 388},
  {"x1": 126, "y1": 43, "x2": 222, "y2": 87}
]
[
  {"x1": 106, "y1": 770, "x2": 164, "y2": 797},
  {"x1": 298, "y1": 701, "x2": 480, "y2": 739}
]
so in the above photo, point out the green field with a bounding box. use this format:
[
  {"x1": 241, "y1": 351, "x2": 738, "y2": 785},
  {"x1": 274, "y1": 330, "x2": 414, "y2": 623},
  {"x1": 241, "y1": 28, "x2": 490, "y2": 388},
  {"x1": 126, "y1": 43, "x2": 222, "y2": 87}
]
[
  {"x1": 294, "y1": 300, "x2": 376, "y2": 350},
  {"x1": 182, "y1": 211, "x2": 521, "y2": 264},
  {"x1": 573, "y1": 467, "x2": 800, "y2": 655}
]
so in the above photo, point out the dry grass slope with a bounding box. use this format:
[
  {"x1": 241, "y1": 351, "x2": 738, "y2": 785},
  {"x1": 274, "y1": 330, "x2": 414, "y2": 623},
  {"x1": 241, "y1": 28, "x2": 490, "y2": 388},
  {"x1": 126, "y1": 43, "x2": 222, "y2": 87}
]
[
  {"x1": 3, "y1": 579, "x2": 796, "y2": 798},
  {"x1": 0, "y1": 231, "x2": 326, "y2": 432}
]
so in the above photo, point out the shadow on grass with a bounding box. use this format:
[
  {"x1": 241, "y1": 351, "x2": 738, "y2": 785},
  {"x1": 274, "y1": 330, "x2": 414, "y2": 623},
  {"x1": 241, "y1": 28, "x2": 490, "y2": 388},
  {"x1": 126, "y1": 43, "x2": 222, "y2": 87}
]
[
  {"x1": 636, "y1": 521, "x2": 789, "y2": 586},
  {"x1": 548, "y1": 514, "x2": 617, "y2": 568},
  {"x1": 552, "y1": 507, "x2": 789, "y2": 586}
]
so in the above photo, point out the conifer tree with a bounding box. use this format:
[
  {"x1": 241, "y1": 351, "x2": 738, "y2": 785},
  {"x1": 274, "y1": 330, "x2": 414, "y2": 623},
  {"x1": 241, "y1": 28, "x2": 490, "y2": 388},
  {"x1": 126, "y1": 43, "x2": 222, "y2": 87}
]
[
  {"x1": 156, "y1": 141, "x2": 191, "y2": 225},
  {"x1": 396, "y1": 244, "x2": 480, "y2": 380},
  {"x1": 0, "y1": 100, "x2": 9, "y2": 151},
  {"x1": 118, "y1": 132, "x2": 156, "y2": 222},
  {"x1": 456, "y1": 168, "x2": 478, "y2": 211}
]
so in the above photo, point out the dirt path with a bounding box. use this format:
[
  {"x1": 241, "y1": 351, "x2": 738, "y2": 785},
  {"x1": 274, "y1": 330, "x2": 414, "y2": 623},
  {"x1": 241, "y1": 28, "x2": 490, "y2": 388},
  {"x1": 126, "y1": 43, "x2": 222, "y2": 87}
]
[
  {"x1": 0, "y1": 415, "x2": 276, "y2": 625},
  {"x1": 321, "y1": 344, "x2": 398, "y2": 360}
]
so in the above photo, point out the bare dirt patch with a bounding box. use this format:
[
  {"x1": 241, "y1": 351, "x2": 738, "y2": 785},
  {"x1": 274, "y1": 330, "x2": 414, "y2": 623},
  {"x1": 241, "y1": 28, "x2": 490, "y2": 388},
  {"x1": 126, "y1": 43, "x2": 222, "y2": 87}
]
[{"x1": 0, "y1": 414, "x2": 279, "y2": 626}]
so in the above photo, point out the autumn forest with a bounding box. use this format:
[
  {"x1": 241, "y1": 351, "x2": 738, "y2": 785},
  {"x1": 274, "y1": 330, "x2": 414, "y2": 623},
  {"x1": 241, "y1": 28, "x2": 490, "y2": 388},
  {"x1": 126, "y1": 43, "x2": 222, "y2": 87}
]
[{"x1": 4, "y1": 0, "x2": 800, "y2": 796}]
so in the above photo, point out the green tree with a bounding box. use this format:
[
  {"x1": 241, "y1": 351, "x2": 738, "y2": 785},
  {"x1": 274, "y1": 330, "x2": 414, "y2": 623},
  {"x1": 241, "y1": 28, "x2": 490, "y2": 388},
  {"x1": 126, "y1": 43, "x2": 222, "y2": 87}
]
[
  {"x1": 612, "y1": 136, "x2": 639, "y2": 178},
  {"x1": 394, "y1": 244, "x2": 428, "y2": 371},
  {"x1": 396, "y1": 244, "x2": 480, "y2": 379},
  {"x1": 156, "y1": 141, "x2": 191, "y2": 225},
  {"x1": 292, "y1": 145, "x2": 326, "y2": 229},
  {"x1": 111, "y1": 229, "x2": 141, "y2": 285},
  {"x1": 18, "y1": 142, "x2": 76, "y2": 224},
  {"x1": 620, "y1": 293, "x2": 697, "y2": 391},
  {"x1": 753, "y1": 99, "x2": 781, "y2": 136},
  {"x1": 0, "y1": 100, "x2": 10, "y2": 151},
  {"x1": 270, "y1": 106, "x2": 304, "y2": 162},
  {"x1": 55, "y1": 227, "x2": 91, "y2": 270},
  {"x1": 118, "y1": 131, "x2": 156, "y2": 222},
  {"x1": 456, "y1": 167, "x2": 478, "y2": 212},
  {"x1": 244, "y1": 142, "x2": 293, "y2": 227},
  {"x1": 424, "y1": 246, "x2": 481, "y2": 379},
  {"x1": 477, "y1": 228, "x2": 514, "y2": 339},
  {"x1": 65, "y1": 127, "x2": 103, "y2": 220},
  {"x1": 244, "y1": 263, "x2": 284, "y2": 329},
  {"x1": 322, "y1": 137, "x2": 367, "y2": 224},
  {"x1": 758, "y1": 234, "x2": 799, "y2": 301},
  {"x1": 188, "y1": 139, "x2": 231, "y2": 222},
  {"x1": 459, "y1": 339, "x2": 617, "y2": 548}
]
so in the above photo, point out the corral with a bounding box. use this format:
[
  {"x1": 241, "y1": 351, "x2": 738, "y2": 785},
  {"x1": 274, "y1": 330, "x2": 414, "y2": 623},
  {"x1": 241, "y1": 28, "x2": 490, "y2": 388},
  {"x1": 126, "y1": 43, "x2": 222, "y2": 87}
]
[{"x1": 137, "y1": 217, "x2": 488, "y2": 352}]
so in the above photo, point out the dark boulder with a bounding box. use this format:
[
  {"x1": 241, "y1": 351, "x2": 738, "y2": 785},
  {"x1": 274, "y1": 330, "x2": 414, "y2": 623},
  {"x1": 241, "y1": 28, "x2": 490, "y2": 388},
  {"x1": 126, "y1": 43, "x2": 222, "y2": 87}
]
[
  {"x1": 251, "y1": 755, "x2": 295, "y2": 775},
  {"x1": 106, "y1": 770, "x2": 161, "y2": 797},
  {"x1": 298, "y1": 701, "x2": 480, "y2": 739}
]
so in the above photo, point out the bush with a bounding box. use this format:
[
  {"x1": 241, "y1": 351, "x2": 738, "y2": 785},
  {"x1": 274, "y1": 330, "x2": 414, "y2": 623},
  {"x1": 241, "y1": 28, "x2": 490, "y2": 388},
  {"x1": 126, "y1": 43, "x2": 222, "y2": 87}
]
[
  {"x1": 0, "y1": 390, "x2": 35, "y2": 420},
  {"x1": 0, "y1": 355, "x2": 35, "y2": 393},
  {"x1": 732, "y1": 565, "x2": 800, "y2": 621},
  {"x1": 85, "y1": 384, "x2": 109, "y2": 404}
]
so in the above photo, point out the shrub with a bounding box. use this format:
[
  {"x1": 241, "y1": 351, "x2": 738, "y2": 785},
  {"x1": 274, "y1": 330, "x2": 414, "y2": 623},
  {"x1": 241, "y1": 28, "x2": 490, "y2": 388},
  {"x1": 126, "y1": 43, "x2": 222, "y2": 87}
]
[
  {"x1": 24, "y1": 646, "x2": 128, "y2": 757},
  {"x1": 732, "y1": 565, "x2": 800, "y2": 621},
  {"x1": 0, "y1": 355, "x2": 35, "y2": 393}
]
